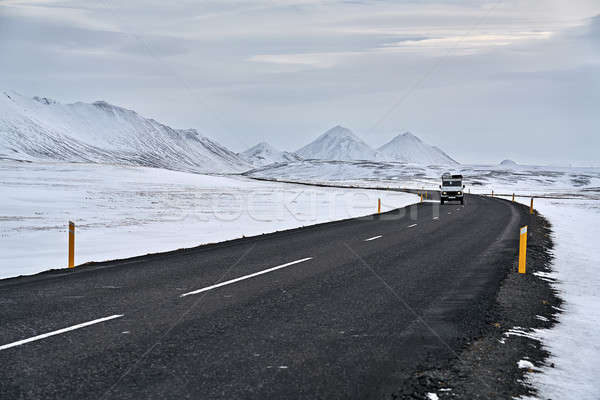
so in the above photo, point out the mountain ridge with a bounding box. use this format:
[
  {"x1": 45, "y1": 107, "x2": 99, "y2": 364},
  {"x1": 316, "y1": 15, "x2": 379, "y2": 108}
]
[
  {"x1": 0, "y1": 91, "x2": 250, "y2": 173},
  {"x1": 1, "y1": 91, "x2": 459, "y2": 170}
]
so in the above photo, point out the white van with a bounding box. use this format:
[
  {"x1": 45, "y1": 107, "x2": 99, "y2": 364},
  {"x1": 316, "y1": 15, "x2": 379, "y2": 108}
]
[{"x1": 440, "y1": 173, "x2": 465, "y2": 205}]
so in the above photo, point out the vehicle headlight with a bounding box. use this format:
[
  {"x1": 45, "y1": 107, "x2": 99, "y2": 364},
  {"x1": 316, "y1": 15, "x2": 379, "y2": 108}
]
[
  {"x1": 443, "y1": 191, "x2": 447, "y2": 195},
  {"x1": 457, "y1": 191, "x2": 462, "y2": 195}
]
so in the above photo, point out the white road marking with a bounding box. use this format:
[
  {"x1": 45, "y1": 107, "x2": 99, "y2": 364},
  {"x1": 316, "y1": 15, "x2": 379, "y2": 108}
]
[
  {"x1": 180, "y1": 257, "x2": 313, "y2": 297},
  {"x1": 0, "y1": 314, "x2": 123, "y2": 351},
  {"x1": 432, "y1": 217, "x2": 439, "y2": 220},
  {"x1": 364, "y1": 235, "x2": 382, "y2": 241},
  {"x1": 408, "y1": 223, "x2": 418, "y2": 228}
]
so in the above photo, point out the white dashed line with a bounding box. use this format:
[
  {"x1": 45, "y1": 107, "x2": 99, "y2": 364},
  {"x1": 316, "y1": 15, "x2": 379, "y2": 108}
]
[
  {"x1": 0, "y1": 314, "x2": 124, "y2": 351},
  {"x1": 432, "y1": 217, "x2": 439, "y2": 220},
  {"x1": 364, "y1": 235, "x2": 382, "y2": 241},
  {"x1": 408, "y1": 224, "x2": 418, "y2": 228},
  {"x1": 180, "y1": 257, "x2": 313, "y2": 297}
]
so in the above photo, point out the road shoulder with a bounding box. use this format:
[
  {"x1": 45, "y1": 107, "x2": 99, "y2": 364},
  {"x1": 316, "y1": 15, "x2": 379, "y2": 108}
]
[{"x1": 388, "y1": 202, "x2": 561, "y2": 399}]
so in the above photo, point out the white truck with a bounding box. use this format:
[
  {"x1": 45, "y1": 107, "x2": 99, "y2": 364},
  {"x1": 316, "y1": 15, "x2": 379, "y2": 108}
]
[{"x1": 440, "y1": 173, "x2": 465, "y2": 205}]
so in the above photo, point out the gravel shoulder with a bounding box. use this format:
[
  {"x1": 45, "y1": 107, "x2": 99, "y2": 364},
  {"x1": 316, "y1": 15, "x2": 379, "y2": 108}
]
[{"x1": 389, "y1": 200, "x2": 561, "y2": 399}]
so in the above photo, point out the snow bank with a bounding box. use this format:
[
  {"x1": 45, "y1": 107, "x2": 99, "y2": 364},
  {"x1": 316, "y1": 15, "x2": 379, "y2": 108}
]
[
  {"x1": 0, "y1": 161, "x2": 417, "y2": 279},
  {"x1": 518, "y1": 198, "x2": 600, "y2": 399}
]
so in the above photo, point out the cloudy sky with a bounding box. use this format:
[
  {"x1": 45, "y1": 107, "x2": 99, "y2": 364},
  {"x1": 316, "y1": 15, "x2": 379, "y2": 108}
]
[{"x1": 1, "y1": 0, "x2": 599, "y2": 164}]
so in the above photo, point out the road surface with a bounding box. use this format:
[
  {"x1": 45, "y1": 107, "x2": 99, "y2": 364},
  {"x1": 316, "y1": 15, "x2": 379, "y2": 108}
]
[{"x1": 0, "y1": 194, "x2": 528, "y2": 399}]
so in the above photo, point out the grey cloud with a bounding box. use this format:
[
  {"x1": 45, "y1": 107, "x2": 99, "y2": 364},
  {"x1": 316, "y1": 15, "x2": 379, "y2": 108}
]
[{"x1": 0, "y1": 1, "x2": 599, "y2": 164}]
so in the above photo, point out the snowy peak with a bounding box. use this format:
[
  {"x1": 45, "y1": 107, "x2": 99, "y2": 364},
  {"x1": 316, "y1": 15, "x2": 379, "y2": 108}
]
[
  {"x1": 320, "y1": 125, "x2": 357, "y2": 139},
  {"x1": 395, "y1": 132, "x2": 422, "y2": 143},
  {"x1": 240, "y1": 142, "x2": 302, "y2": 167},
  {"x1": 295, "y1": 126, "x2": 455, "y2": 164},
  {"x1": 296, "y1": 125, "x2": 376, "y2": 161},
  {"x1": 0, "y1": 91, "x2": 250, "y2": 173},
  {"x1": 498, "y1": 159, "x2": 520, "y2": 169},
  {"x1": 376, "y1": 132, "x2": 457, "y2": 165}
]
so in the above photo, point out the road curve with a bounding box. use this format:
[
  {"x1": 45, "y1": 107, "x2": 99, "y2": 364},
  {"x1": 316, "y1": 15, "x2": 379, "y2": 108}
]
[{"x1": 0, "y1": 194, "x2": 529, "y2": 399}]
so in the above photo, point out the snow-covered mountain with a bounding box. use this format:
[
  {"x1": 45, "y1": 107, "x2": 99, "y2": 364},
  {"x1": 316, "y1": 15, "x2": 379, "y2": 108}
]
[
  {"x1": 0, "y1": 92, "x2": 458, "y2": 170},
  {"x1": 296, "y1": 125, "x2": 376, "y2": 161},
  {"x1": 376, "y1": 132, "x2": 457, "y2": 165},
  {"x1": 295, "y1": 126, "x2": 456, "y2": 165},
  {"x1": 0, "y1": 91, "x2": 250, "y2": 173},
  {"x1": 240, "y1": 142, "x2": 302, "y2": 167}
]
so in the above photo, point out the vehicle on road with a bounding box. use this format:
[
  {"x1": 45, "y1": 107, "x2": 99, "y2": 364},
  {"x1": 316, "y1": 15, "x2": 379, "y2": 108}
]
[{"x1": 440, "y1": 173, "x2": 465, "y2": 205}]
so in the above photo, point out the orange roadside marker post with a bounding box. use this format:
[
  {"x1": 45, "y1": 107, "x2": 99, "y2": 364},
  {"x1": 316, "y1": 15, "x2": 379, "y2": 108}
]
[
  {"x1": 530, "y1": 198, "x2": 534, "y2": 214},
  {"x1": 68, "y1": 221, "x2": 75, "y2": 268},
  {"x1": 518, "y1": 226, "x2": 528, "y2": 274},
  {"x1": 378, "y1": 198, "x2": 381, "y2": 214}
]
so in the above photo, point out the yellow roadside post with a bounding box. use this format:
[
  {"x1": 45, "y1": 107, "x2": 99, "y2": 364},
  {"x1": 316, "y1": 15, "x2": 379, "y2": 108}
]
[
  {"x1": 68, "y1": 221, "x2": 75, "y2": 268},
  {"x1": 512, "y1": 193, "x2": 515, "y2": 202},
  {"x1": 530, "y1": 198, "x2": 534, "y2": 214},
  {"x1": 518, "y1": 226, "x2": 528, "y2": 274},
  {"x1": 378, "y1": 198, "x2": 381, "y2": 214},
  {"x1": 491, "y1": 190, "x2": 494, "y2": 197}
]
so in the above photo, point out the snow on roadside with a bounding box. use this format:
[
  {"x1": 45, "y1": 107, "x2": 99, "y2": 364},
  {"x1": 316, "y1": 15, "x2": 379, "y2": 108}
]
[
  {"x1": 0, "y1": 161, "x2": 417, "y2": 279},
  {"x1": 517, "y1": 198, "x2": 600, "y2": 399}
]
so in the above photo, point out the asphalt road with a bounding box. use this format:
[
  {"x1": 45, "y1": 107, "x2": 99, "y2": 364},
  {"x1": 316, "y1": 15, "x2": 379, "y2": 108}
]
[{"x1": 0, "y1": 194, "x2": 528, "y2": 399}]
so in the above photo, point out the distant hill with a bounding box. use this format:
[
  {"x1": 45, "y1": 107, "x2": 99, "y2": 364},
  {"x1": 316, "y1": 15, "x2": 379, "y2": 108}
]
[
  {"x1": 0, "y1": 91, "x2": 250, "y2": 173},
  {"x1": 296, "y1": 125, "x2": 376, "y2": 161},
  {"x1": 295, "y1": 125, "x2": 457, "y2": 165},
  {"x1": 376, "y1": 132, "x2": 458, "y2": 165},
  {"x1": 240, "y1": 142, "x2": 302, "y2": 167}
]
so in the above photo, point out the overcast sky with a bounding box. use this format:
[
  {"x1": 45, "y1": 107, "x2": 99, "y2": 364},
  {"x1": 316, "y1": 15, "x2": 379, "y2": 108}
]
[{"x1": 1, "y1": 0, "x2": 599, "y2": 164}]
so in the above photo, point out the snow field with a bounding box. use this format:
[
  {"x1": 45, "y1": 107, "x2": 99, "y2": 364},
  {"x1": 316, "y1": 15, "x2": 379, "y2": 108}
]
[
  {"x1": 0, "y1": 161, "x2": 417, "y2": 279},
  {"x1": 248, "y1": 160, "x2": 600, "y2": 200}
]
